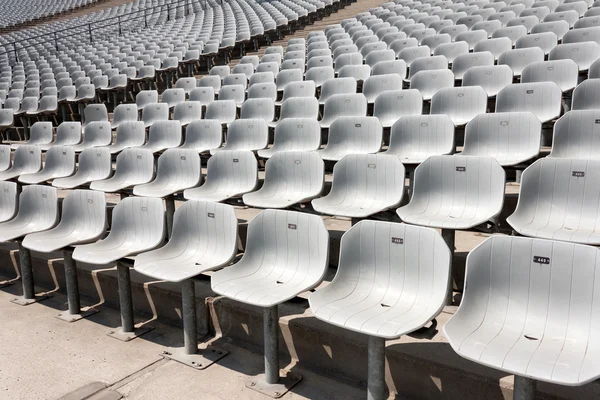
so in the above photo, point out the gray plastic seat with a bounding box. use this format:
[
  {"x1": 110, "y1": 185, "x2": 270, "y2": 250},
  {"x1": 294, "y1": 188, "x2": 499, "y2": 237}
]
[
  {"x1": 310, "y1": 220, "x2": 450, "y2": 337},
  {"x1": 433, "y1": 41, "x2": 470, "y2": 64},
  {"x1": 320, "y1": 93, "x2": 368, "y2": 128},
  {"x1": 0, "y1": 145, "x2": 10, "y2": 171},
  {"x1": 239, "y1": 98, "x2": 275, "y2": 122},
  {"x1": 90, "y1": 148, "x2": 154, "y2": 193},
  {"x1": 198, "y1": 75, "x2": 222, "y2": 94},
  {"x1": 179, "y1": 119, "x2": 222, "y2": 153},
  {"x1": 205, "y1": 100, "x2": 237, "y2": 126},
  {"x1": 209, "y1": 66, "x2": 231, "y2": 82},
  {"x1": 498, "y1": 47, "x2": 545, "y2": 77},
  {"x1": 275, "y1": 81, "x2": 316, "y2": 106},
  {"x1": 398, "y1": 46, "x2": 433, "y2": 70},
  {"x1": 211, "y1": 119, "x2": 268, "y2": 154},
  {"x1": 11, "y1": 121, "x2": 52, "y2": 149},
  {"x1": 18, "y1": 145, "x2": 75, "y2": 184},
  {"x1": 243, "y1": 151, "x2": 324, "y2": 209},
  {"x1": 444, "y1": 235, "x2": 600, "y2": 389},
  {"x1": 247, "y1": 82, "x2": 277, "y2": 101},
  {"x1": 370, "y1": 59, "x2": 407, "y2": 78},
  {"x1": 141, "y1": 103, "x2": 169, "y2": 128},
  {"x1": 333, "y1": 52, "x2": 362, "y2": 74},
  {"x1": 451, "y1": 51, "x2": 495, "y2": 80},
  {"x1": 218, "y1": 85, "x2": 246, "y2": 106},
  {"x1": 521, "y1": 59, "x2": 579, "y2": 92},
  {"x1": 139, "y1": 120, "x2": 182, "y2": 153},
  {"x1": 183, "y1": 150, "x2": 257, "y2": 202},
  {"x1": 338, "y1": 65, "x2": 372, "y2": 83},
  {"x1": 40, "y1": 121, "x2": 81, "y2": 151},
  {"x1": 318, "y1": 116, "x2": 382, "y2": 161},
  {"x1": 133, "y1": 149, "x2": 201, "y2": 198},
  {"x1": 248, "y1": 72, "x2": 275, "y2": 88},
  {"x1": 461, "y1": 112, "x2": 541, "y2": 166},
  {"x1": 52, "y1": 147, "x2": 112, "y2": 189},
  {"x1": 373, "y1": 89, "x2": 422, "y2": 129},
  {"x1": 105, "y1": 121, "x2": 145, "y2": 154},
  {"x1": 0, "y1": 185, "x2": 58, "y2": 242},
  {"x1": 515, "y1": 32, "x2": 558, "y2": 55},
  {"x1": 82, "y1": 104, "x2": 108, "y2": 133},
  {"x1": 549, "y1": 110, "x2": 600, "y2": 159},
  {"x1": 572, "y1": 79, "x2": 600, "y2": 110},
  {"x1": 473, "y1": 37, "x2": 513, "y2": 61},
  {"x1": 111, "y1": 104, "x2": 138, "y2": 129},
  {"x1": 134, "y1": 201, "x2": 237, "y2": 282},
  {"x1": 312, "y1": 154, "x2": 405, "y2": 217},
  {"x1": 258, "y1": 118, "x2": 321, "y2": 159},
  {"x1": 271, "y1": 97, "x2": 319, "y2": 128},
  {"x1": 564, "y1": 26, "x2": 600, "y2": 46},
  {"x1": 409, "y1": 69, "x2": 454, "y2": 101},
  {"x1": 72, "y1": 121, "x2": 111, "y2": 152},
  {"x1": 397, "y1": 155, "x2": 505, "y2": 229},
  {"x1": 175, "y1": 77, "x2": 197, "y2": 95},
  {"x1": 212, "y1": 209, "x2": 328, "y2": 306},
  {"x1": 531, "y1": 20, "x2": 570, "y2": 41},
  {"x1": 305, "y1": 66, "x2": 335, "y2": 88},
  {"x1": 173, "y1": 101, "x2": 202, "y2": 127},
  {"x1": 462, "y1": 65, "x2": 513, "y2": 98},
  {"x1": 136, "y1": 90, "x2": 159, "y2": 111},
  {"x1": 189, "y1": 87, "x2": 215, "y2": 108},
  {"x1": 161, "y1": 88, "x2": 186, "y2": 109},
  {"x1": 22, "y1": 190, "x2": 106, "y2": 253},
  {"x1": 0, "y1": 145, "x2": 41, "y2": 181},
  {"x1": 362, "y1": 74, "x2": 403, "y2": 104},
  {"x1": 0, "y1": 181, "x2": 17, "y2": 222},
  {"x1": 318, "y1": 77, "x2": 357, "y2": 105},
  {"x1": 549, "y1": 42, "x2": 600, "y2": 72},
  {"x1": 430, "y1": 86, "x2": 488, "y2": 126},
  {"x1": 496, "y1": 82, "x2": 562, "y2": 123},
  {"x1": 72, "y1": 196, "x2": 165, "y2": 264},
  {"x1": 223, "y1": 74, "x2": 248, "y2": 90}
]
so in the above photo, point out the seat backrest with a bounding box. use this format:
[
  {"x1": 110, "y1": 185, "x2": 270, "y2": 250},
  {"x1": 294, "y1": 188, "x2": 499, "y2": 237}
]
[
  {"x1": 223, "y1": 73, "x2": 248, "y2": 89},
  {"x1": 521, "y1": 59, "x2": 579, "y2": 92},
  {"x1": 147, "y1": 148, "x2": 201, "y2": 190},
  {"x1": 550, "y1": 110, "x2": 600, "y2": 159},
  {"x1": 222, "y1": 119, "x2": 268, "y2": 151},
  {"x1": 373, "y1": 89, "x2": 423, "y2": 127},
  {"x1": 462, "y1": 112, "x2": 541, "y2": 166},
  {"x1": 305, "y1": 66, "x2": 335, "y2": 87},
  {"x1": 82, "y1": 121, "x2": 112, "y2": 146},
  {"x1": 12, "y1": 185, "x2": 58, "y2": 233},
  {"x1": 218, "y1": 84, "x2": 246, "y2": 104},
  {"x1": 113, "y1": 121, "x2": 146, "y2": 150},
  {"x1": 386, "y1": 115, "x2": 455, "y2": 163},
  {"x1": 318, "y1": 77, "x2": 357, "y2": 104},
  {"x1": 362, "y1": 74, "x2": 403, "y2": 103},
  {"x1": 41, "y1": 145, "x2": 75, "y2": 175},
  {"x1": 173, "y1": 101, "x2": 202, "y2": 125},
  {"x1": 462, "y1": 65, "x2": 513, "y2": 97},
  {"x1": 531, "y1": 20, "x2": 570, "y2": 40},
  {"x1": 452, "y1": 51, "x2": 495, "y2": 80},
  {"x1": 515, "y1": 31, "x2": 558, "y2": 55},
  {"x1": 112, "y1": 104, "x2": 138, "y2": 127},
  {"x1": 161, "y1": 88, "x2": 186, "y2": 108},
  {"x1": 83, "y1": 103, "x2": 108, "y2": 127},
  {"x1": 0, "y1": 181, "x2": 17, "y2": 222},
  {"x1": 259, "y1": 151, "x2": 324, "y2": 199},
  {"x1": 192, "y1": 150, "x2": 257, "y2": 195},
  {"x1": 189, "y1": 87, "x2": 215, "y2": 105},
  {"x1": 572, "y1": 79, "x2": 600, "y2": 110},
  {"x1": 498, "y1": 47, "x2": 545, "y2": 76},
  {"x1": 198, "y1": 75, "x2": 222, "y2": 92},
  {"x1": 29, "y1": 121, "x2": 53, "y2": 144},
  {"x1": 136, "y1": 90, "x2": 159, "y2": 110},
  {"x1": 322, "y1": 116, "x2": 383, "y2": 159},
  {"x1": 549, "y1": 41, "x2": 600, "y2": 71},
  {"x1": 183, "y1": 119, "x2": 222, "y2": 152},
  {"x1": 431, "y1": 86, "x2": 488, "y2": 126},
  {"x1": 142, "y1": 102, "x2": 170, "y2": 125},
  {"x1": 55, "y1": 121, "x2": 82, "y2": 145},
  {"x1": 496, "y1": 82, "x2": 562, "y2": 123},
  {"x1": 279, "y1": 97, "x2": 320, "y2": 121},
  {"x1": 13, "y1": 145, "x2": 42, "y2": 172},
  {"x1": 205, "y1": 100, "x2": 237, "y2": 125},
  {"x1": 262, "y1": 118, "x2": 321, "y2": 156},
  {"x1": 147, "y1": 120, "x2": 182, "y2": 150},
  {"x1": 321, "y1": 93, "x2": 368, "y2": 125}
]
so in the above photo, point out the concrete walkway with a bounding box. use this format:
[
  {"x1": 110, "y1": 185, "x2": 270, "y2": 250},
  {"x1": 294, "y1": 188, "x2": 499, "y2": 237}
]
[{"x1": 0, "y1": 288, "x2": 364, "y2": 400}]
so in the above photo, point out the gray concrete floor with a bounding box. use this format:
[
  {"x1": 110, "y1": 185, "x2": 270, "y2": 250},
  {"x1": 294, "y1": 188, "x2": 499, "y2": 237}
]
[{"x1": 0, "y1": 288, "x2": 365, "y2": 400}]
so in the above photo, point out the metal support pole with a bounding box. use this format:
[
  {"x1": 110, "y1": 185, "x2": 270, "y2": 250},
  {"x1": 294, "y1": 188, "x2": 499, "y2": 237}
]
[
  {"x1": 117, "y1": 263, "x2": 134, "y2": 333},
  {"x1": 182, "y1": 279, "x2": 197, "y2": 355},
  {"x1": 118, "y1": 16, "x2": 122, "y2": 36},
  {"x1": 514, "y1": 376, "x2": 536, "y2": 400},
  {"x1": 264, "y1": 305, "x2": 279, "y2": 385},
  {"x1": 165, "y1": 197, "x2": 175, "y2": 238},
  {"x1": 441, "y1": 228, "x2": 455, "y2": 306},
  {"x1": 64, "y1": 250, "x2": 80, "y2": 315},
  {"x1": 367, "y1": 336, "x2": 386, "y2": 400},
  {"x1": 88, "y1": 24, "x2": 93, "y2": 44},
  {"x1": 19, "y1": 242, "x2": 34, "y2": 300},
  {"x1": 54, "y1": 32, "x2": 59, "y2": 51}
]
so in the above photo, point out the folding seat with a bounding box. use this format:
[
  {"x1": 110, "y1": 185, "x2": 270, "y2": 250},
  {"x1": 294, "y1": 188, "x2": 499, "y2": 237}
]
[
  {"x1": 18, "y1": 145, "x2": 75, "y2": 184},
  {"x1": 248, "y1": 71, "x2": 275, "y2": 88},
  {"x1": 211, "y1": 119, "x2": 268, "y2": 154},
  {"x1": 312, "y1": 154, "x2": 405, "y2": 217},
  {"x1": 362, "y1": 74, "x2": 403, "y2": 105},
  {"x1": 136, "y1": 90, "x2": 159, "y2": 111},
  {"x1": 397, "y1": 154, "x2": 505, "y2": 233},
  {"x1": 304, "y1": 66, "x2": 335, "y2": 88},
  {"x1": 406, "y1": 54, "x2": 448, "y2": 82},
  {"x1": 72, "y1": 196, "x2": 164, "y2": 339},
  {"x1": 521, "y1": 59, "x2": 579, "y2": 93},
  {"x1": 242, "y1": 151, "x2": 324, "y2": 208},
  {"x1": 430, "y1": 86, "x2": 487, "y2": 127},
  {"x1": 204, "y1": 99, "x2": 237, "y2": 126},
  {"x1": 90, "y1": 148, "x2": 154, "y2": 193},
  {"x1": 318, "y1": 116, "x2": 382, "y2": 161},
  {"x1": 496, "y1": 82, "x2": 562, "y2": 123},
  {"x1": 271, "y1": 97, "x2": 319, "y2": 128},
  {"x1": 409, "y1": 69, "x2": 454, "y2": 101},
  {"x1": 397, "y1": 45, "x2": 432, "y2": 67},
  {"x1": 306, "y1": 56, "x2": 333, "y2": 71},
  {"x1": 52, "y1": 147, "x2": 112, "y2": 189},
  {"x1": 454, "y1": 30, "x2": 488, "y2": 51},
  {"x1": 280, "y1": 59, "x2": 305, "y2": 73},
  {"x1": 261, "y1": 53, "x2": 283, "y2": 66},
  {"x1": 461, "y1": 112, "x2": 541, "y2": 166},
  {"x1": 72, "y1": 121, "x2": 112, "y2": 152},
  {"x1": 333, "y1": 52, "x2": 361, "y2": 74},
  {"x1": 139, "y1": 120, "x2": 182, "y2": 153},
  {"x1": 557, "y1": 0, "x2": 589, "y2": 17},
  {"x1": 531, "y1": 20, "x2": 570, "y2": 41},
  {"x1": 549, "y1": 42, "x2": 600, "y2": 72},
  {"x1": 319, "y1": 93, "x2": 368, "y2": 129},
  {"x1": 40, "y1": 121, "x2": 82, "y2": 151},
  {"x1": 141, "y1": 102, "x2": 169, "y2": 128},
  {"x1": 188, "y1": 86, "x2": 215, "y2": 112},
  {"x1": 337, "y1": 65, "x2": 372, "y2": 83}
]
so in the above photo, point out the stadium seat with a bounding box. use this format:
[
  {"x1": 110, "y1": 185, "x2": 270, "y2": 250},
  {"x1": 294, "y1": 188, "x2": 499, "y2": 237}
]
[
  {"x1": 18, "y1": 145, "x2": 75, "y2": 184},
  {"x1": 496, "y1": 82, "x2": 562, "y2": 123},
  {"x1": 211, "y1": 119, "x2": 268, "y2": 153},
  {"x1": 53, "y1": 148, "x2": 112, "y2": 189},
  {"x1": 0, "y1": 145, "x2": 41, "y2": 181},
  {"x1": 90, "y1": 148, "x2": 154, "y2": 193},
  {"x1": 140, "y1": 120, "x2": 182, "y2": 153},
  {"x1": 430, "y1": 86, "x2": 488, "y2": 126},
  {"x1": 318, "y1": 116, "x2": 383, "y2": 161}
]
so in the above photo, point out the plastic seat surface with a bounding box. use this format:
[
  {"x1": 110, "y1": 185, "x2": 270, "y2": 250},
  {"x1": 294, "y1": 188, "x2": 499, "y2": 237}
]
[
  {"x1": 106, "y1": 122, "x2": 146, "y2": 154},
  {"x1": 496, "y1": 82, "x2": 562, "y2": 123},
  {"x1": 18, "y1": 145, "x2": 75, "y2": 184},
  {"x1": 430, "y1": 86, "x2": 488, "y2": 126},
  {"x1": 243, "y1": 151, "x2": 324, "y2": 209},
  {"x1": 133, "y1": 149, "x2": 201, "y2": 198},
  {"x1": 0, "y1": 185, "x2": 58, "y2": 242},
  {"x1": 90, "y1": 148, "x2": 154, "y2": 193},
  {"x1": 72, "y1": 196, "x2": 165, "y2": 265},
  {"x1": 22, "y1": 190, "x2": 106, "y2": 253},
  {"x1": 550, "y1": 110, "x2": 600, "y2": 159},
  {"x1": 318, "y1": 116, "x2": 383, "y2": 161},
  {"x1": 444, "y1": 235, "x2": 600, "y2": 385},
  {"x1": 258, "y1": 118, "x2": 321, "y2": 159},
  {"x1": 312, "y1": 154, "x2": 405, "y2": 218},
  {"x1": 179, "y1": 119, "x2": 222, "y2": 153},
  {"x1": 211, "y1": 209, "x2": 329, "y2": 307},
  {"x1": 183, "y1": 150, "x2": 257, "y2": 202},
  {"x1": 135, "y1": 201, "x2": 238, "y2": 282},
  {"x1": 52, "y1": 148, "x2": 112, "y2": 189},
  {"x1": 397, "y1": 155, "x2": 506, "y2": 229},
  {"x1": 0, "y1": 181, "x2": 18, "y2": 223},
  {"x1": 0, "y1": 145, "x2": 41, "y2": 181},
  {"x1": 309, "y1": 220, "x2": 450, "y2": 339}
]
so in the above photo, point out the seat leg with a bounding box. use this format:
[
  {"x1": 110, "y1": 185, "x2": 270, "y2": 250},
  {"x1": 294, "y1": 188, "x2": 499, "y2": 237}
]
[
  {"x1": 367, "y1": 336, "x2": 386, "y2": 400},
  {"x1": 246, "y1": 305, "x2": 302, "y2": 398},
  {"x1": 162, "y1": 279, "x2": 228, "y2": 369},
  {"x1": 56, "y1": 250, "x2": 98, "y2": 322},
  {"x1": 11, "y1": 242, "x2": 50, "y2": 306},
  {"x1": 441, "y1": 229, "x2": 455, "y2": 306},
  {"x1": 107, "y1": 262, "x2": 153, "y2": 341},
  {"x1": 513, "y1": 376, "x2": 536, "y2": 400},
  {"x1": 165, "y1": 196, "x2": 176, "y2": 239}
]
